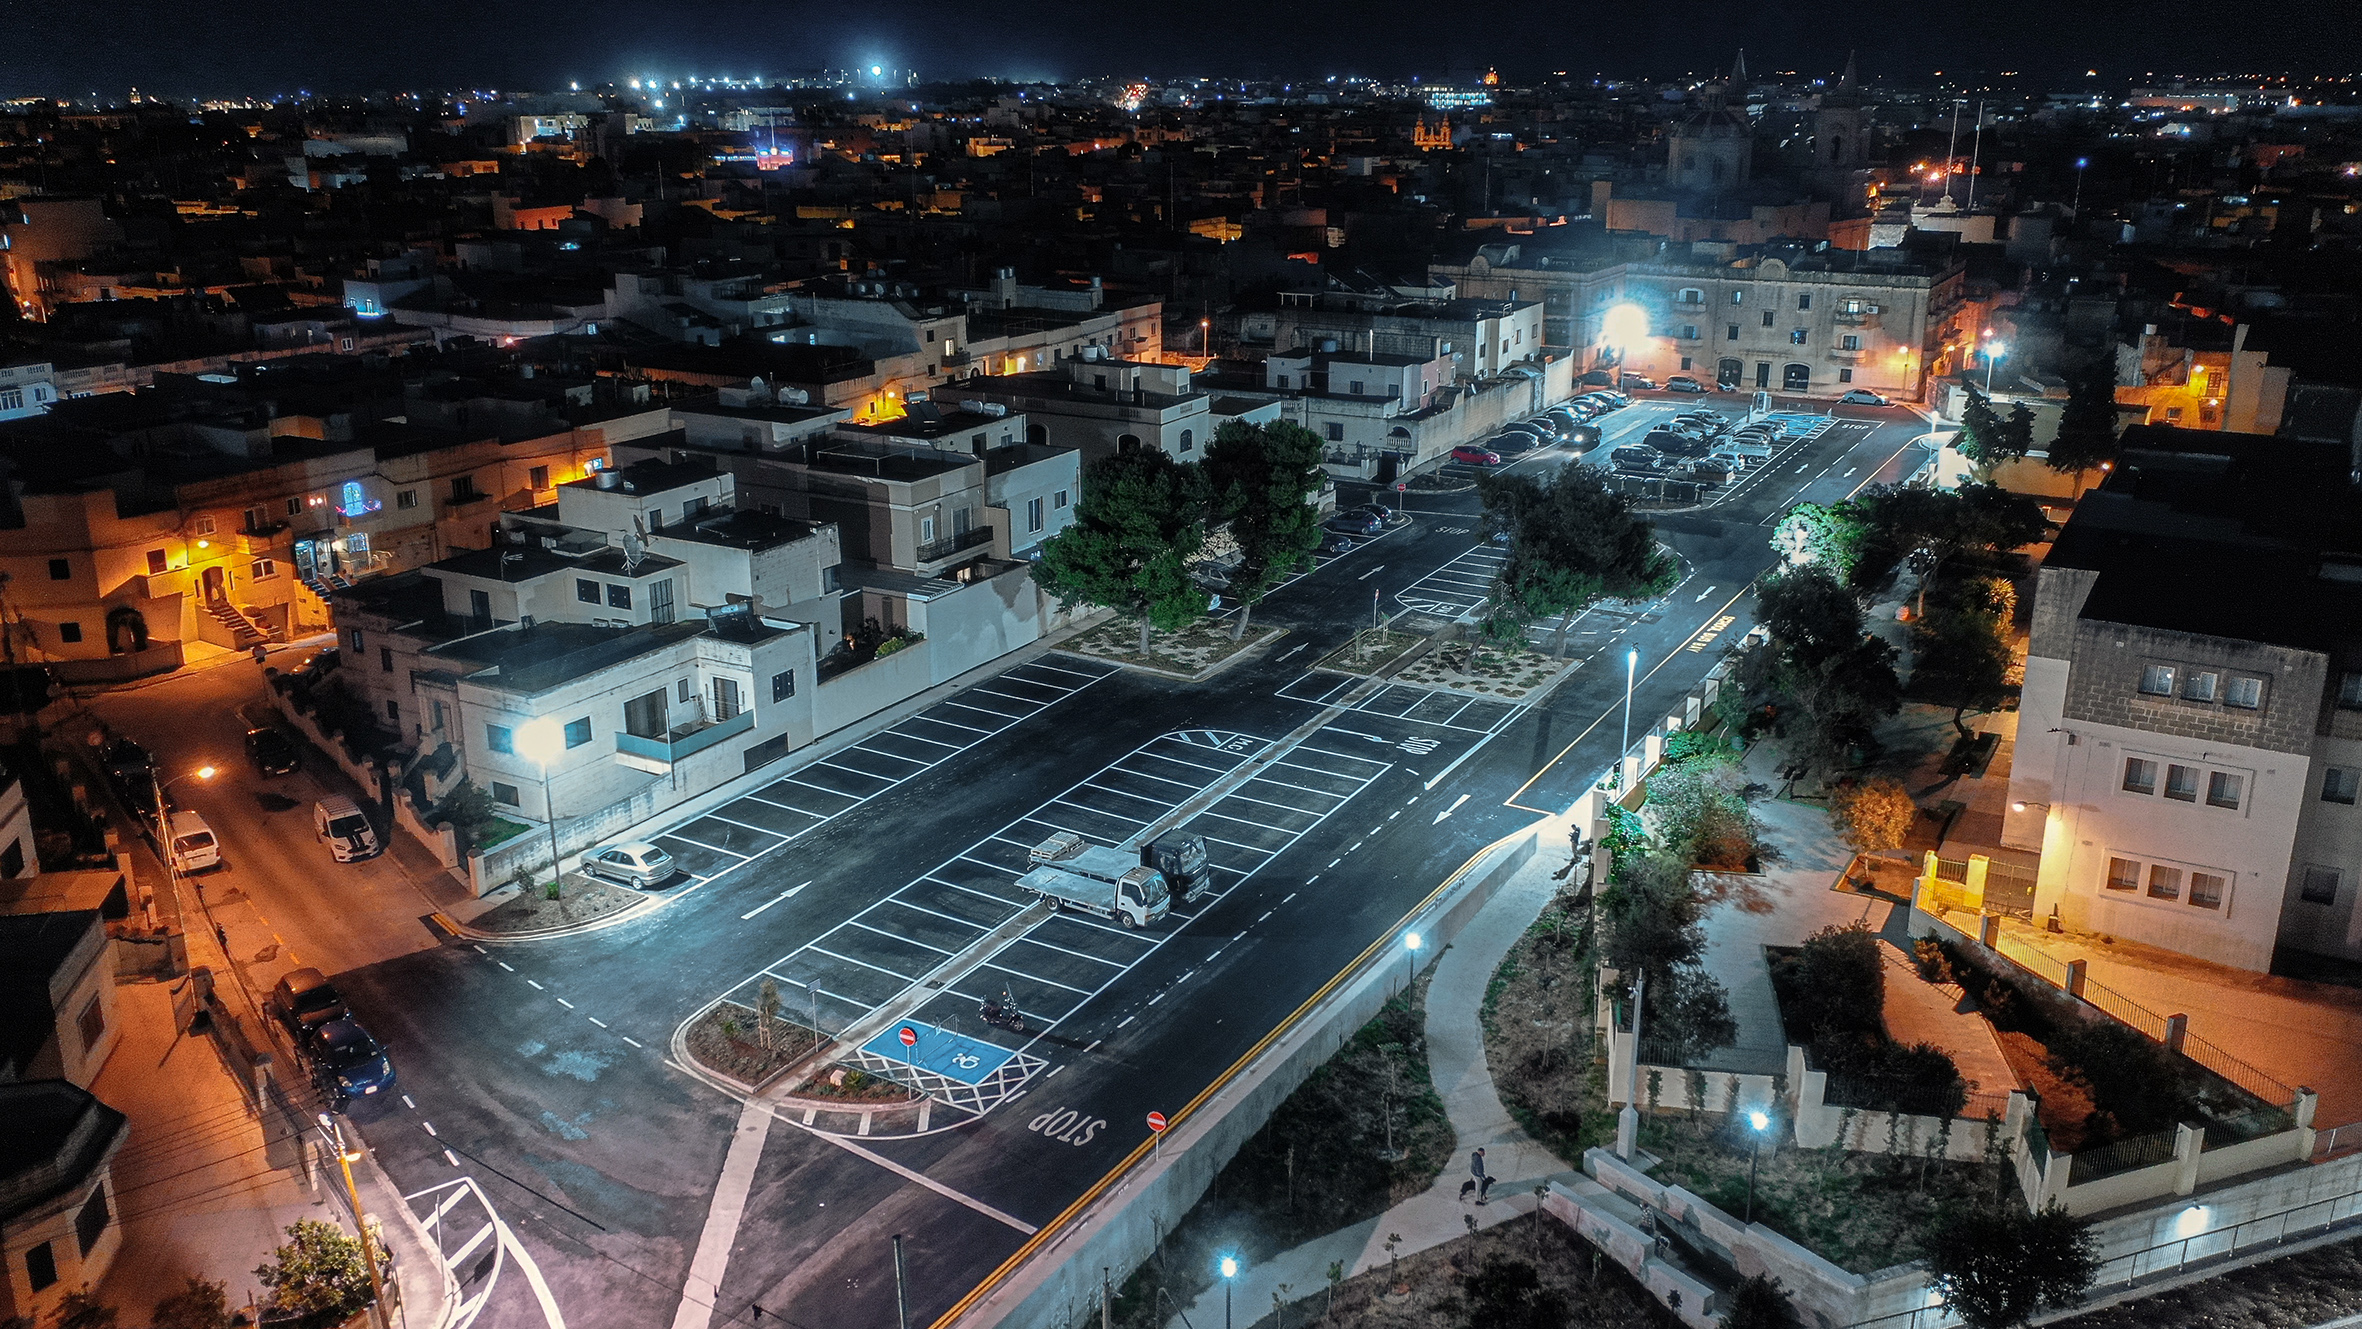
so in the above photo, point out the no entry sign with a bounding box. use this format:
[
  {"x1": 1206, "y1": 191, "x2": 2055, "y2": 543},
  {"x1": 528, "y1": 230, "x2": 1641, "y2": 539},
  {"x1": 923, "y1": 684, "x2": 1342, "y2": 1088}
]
[
  {"x1": 1146, "y1": 1111, "x2": 1168, "y2": 1133},
  {"x1": 898, "y1": 1026, "x2": 917, "y2": 1048}
]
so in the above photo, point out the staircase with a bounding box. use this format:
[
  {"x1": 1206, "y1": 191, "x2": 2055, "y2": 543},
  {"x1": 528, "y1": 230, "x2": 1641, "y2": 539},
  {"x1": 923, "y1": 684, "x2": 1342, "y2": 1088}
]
[{"x1": 204, "y1": 598, "x2": 268, "y2": 650}]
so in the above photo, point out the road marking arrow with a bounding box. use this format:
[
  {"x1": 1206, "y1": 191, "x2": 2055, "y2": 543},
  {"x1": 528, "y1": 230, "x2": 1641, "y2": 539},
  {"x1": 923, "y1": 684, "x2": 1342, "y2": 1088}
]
[{"x1": 1433, "y1": 794, "x2": 1471, "y2": 824}]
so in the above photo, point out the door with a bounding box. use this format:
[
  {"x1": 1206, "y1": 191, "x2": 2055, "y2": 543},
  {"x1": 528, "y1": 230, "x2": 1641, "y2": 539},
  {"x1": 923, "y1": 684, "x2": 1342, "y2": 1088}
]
[
  {"x1": 1754, "y1": 362, "x2": 1772, "y2": 390},
  {"x1": 1783, "y1": 363, "x2": 1812, "y2": 393},
  {"x1": 648, "y1": 578, "x2": 676, "y2": 626},
  {"x1": 201, "y1": 566, "x2": 226, "y2": 602},
  {"x1": 1717, "y1": 358, "x2": 1742, "y2": 390},
  {"x1": 468, "y1": 589, "x2": 491, "y2": 625},
  {"x1": 712, "y1": 676, "x2": 741, "y2": 721}
]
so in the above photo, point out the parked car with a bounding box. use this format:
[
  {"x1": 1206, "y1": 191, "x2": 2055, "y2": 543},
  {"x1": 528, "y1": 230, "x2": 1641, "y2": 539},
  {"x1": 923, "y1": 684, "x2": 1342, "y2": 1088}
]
[
  {"x1": 304, "y1": 1017, "x2": 396, "y2": 1103},
  {"x1": 1665, "y1": 375, "x2": 1708, "y2": 394},
  {"x1": 1188, "y1": 559, "x2": 1235, "y2": 592},
  {"x1": 1644, "y1": 428, "x2": 1714, "y2": 458},
  {"x1": 1344, "y1": 503, "x2": 1395, "y2": 523},
  {"x1": 1610, "y1": 444, "x2": 1668, "y2": 472},
  {"x1": 582, "y1": 840, "x2": 677, "y2": 889},
  {"x1": 1688, "y1": 457, "x2": 1741, "y2": 483},
  {"x1": 1316, "y1": 532, "x2": 1358, "y2": 556},
  {"x1": 313, "y1": 797, "x2": 381, "y2": 862},
  {"x1": 1324, "y1": 510, "x2": 1385, "y2": 536},
  {"x1": 1838, "y1": 389, "x2": 1892, "y2": 406},
  {"x1": 245, "y1": 727, "x2": 301, "y2": 776},
  {"x1": 1717, "y1": 436, "x2": 1777, "y2": 459},
  {"x1": 270, "y1": 968, "x2": 349, "y2": 1036},
  {"x1": 1618, "y1": 373, "x2": 1656, "y2": 391},
  {"x1": 1450, "y1": 445, "x2": 1503, "y2": 466},
  {"x1": 1521, "y1": 417, "x2": 1562, "y2": 438},
  {"x1": 1489, "y1": 430, "x2": 1541, "y2": 454},
  {"x1": 167, "y1": 811, "x2": 221, "y2": 873}
]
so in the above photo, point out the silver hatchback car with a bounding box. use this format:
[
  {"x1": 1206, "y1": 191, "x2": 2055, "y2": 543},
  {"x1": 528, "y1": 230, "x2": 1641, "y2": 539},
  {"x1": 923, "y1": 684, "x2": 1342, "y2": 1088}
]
[{"x1": 582, "y1": 840, "x2": 676, "y2": 888}]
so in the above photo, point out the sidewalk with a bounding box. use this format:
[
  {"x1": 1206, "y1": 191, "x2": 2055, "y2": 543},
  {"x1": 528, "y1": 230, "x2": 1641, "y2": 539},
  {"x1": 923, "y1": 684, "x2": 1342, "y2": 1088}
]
[{"x1": 1168, "y1": 849, "x2": 1592, "y2": 1329}]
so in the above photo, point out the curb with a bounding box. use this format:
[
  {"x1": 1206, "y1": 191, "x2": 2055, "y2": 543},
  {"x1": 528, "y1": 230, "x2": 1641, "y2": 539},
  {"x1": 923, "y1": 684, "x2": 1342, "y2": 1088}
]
[{"x1": 1058, "y1": 625, "x2": 1288, "y2": 684}]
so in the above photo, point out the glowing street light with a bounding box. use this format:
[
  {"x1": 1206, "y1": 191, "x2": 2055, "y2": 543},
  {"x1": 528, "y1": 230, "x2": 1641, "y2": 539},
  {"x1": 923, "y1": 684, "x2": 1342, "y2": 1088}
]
[
  {"x1": 1403, "y1": 930, "x2": 1423, "y2": 991},
  {"x1": 515, "y1": 717, "x2": 567, "y2": 897},
  {"x1": 1983, "y1": 339, "x2": 2008, "y2": 394},
  {"x1": 1220, "y1": 1256, "x2": 1239, "y2": 1329},
  {"x1": 1622, "y1": 648, "x2": 1639, "y2": 759},
  {"x1": 1745, "y1": 1109, "x2": 1771, "y2": 1222},
  {"x1": 1599, "y1": 302, "x2": 1648, "y2": 385}
]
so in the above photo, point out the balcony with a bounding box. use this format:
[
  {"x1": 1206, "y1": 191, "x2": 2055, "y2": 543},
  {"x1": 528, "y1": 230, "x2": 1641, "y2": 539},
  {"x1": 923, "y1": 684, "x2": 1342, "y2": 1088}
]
[
  {"x1": 614, "y1": 710, "x2": 755, "y2": 770},
  {"x1": 913, "y1": 525, "x2": 995, "y2": 570}
]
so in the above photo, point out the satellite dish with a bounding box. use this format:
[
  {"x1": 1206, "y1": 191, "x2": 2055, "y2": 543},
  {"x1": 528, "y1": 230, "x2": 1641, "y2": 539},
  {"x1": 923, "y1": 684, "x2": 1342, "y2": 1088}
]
[{"x1": 622, "y1": 515, "x2": 648, "y2": 572}]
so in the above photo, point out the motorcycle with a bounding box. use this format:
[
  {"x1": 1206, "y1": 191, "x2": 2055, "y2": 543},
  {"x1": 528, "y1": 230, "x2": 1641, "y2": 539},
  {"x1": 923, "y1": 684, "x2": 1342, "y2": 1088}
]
[{"x1": 979, "y1": 989, "x2": 1027, "y2": 1034}]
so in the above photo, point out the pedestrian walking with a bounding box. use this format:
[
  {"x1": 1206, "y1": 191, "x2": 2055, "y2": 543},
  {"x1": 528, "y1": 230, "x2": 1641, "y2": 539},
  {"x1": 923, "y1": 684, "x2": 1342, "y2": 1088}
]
[{"x1": 1469, "y1": 1146, "x2": 1490, "y2": 1203}]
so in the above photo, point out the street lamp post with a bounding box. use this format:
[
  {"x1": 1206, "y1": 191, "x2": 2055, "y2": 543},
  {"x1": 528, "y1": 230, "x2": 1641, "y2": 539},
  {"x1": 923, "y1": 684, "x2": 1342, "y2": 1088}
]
[
  {"x1": 1403, "y1": 931, "x2": 1423, "y2": 993},
  {"x1": 318, "y1": 1113, "x2": 392, "y2": 1329},
  {"x1": 1745, "y1": 1109, "x2": 1770, "y2": 1222},
  {"x1": 1983, "y1": 340, "x2": 2007, "y2": 395},
  {"x1": 2072, "y1": 157, "x2": 2089, "y2": 216},
  {"x1": 1622, "y1": 648, "x2": 1639, "y2": 761},
  {"x1": 1221, "y1": 1256, "x2": 1238, "y2": 1329},
  {"x1": 515, "y1": 718, "x2": 566, "y2": 896},
  {"x1": 151, "y1": 764, "x2": 219, "y2": 914}
]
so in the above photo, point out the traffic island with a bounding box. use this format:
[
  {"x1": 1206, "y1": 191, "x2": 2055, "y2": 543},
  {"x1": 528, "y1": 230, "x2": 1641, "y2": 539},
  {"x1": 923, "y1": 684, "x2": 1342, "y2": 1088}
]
[
  {"x1": 682, "y1": 1001, "x2": 834, "y2": 1090},
  {"x1": 460, "y1": 874, "x2": 647, "y2": 936},
  {"x1": 1056, "y1": 618, "x2": 1283, "y2": 680},
  {"x1": 1391, "y1": 639, "x2": 1568, "y2": 701},
  {"x1": 1309, "y1": 627, "x2": 1427, "y2": 678}
]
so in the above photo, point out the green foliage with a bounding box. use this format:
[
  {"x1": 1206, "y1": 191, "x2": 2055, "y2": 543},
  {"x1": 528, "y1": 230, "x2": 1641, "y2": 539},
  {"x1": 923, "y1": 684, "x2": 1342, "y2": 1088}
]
[
  {"x1": 1910, "y1": 575, "x2": 2018, "y2": 737},
  {"x1": 1772, "y1": 925, "x2": 1968, "y2": 1117},
  {"x1": 1770, "y1": 500, "x2": 1869, "y2": 581},
  {"x1": 1661, "y1": 729, "x2": 1732, "y2": 764},
  {"x1": 1830, "y1": 777, "x2": 1918, "y2": 860},
  {"x1": 1849, "y1": 483, "x2": 2048, "y2": 601},
  {"x1": 1926, "y1": 1202, "x2": 2100, "y2": 1329},
  {"x1": 2045, "y1": 1021, "x2": 2181, "y2": 1136},
  {"x1": 2048, "y1": 356, "x2": 2120, "y2": 477},
  {"x1": 1032, "y1": 449, "x2": 1211, "y2": 633},
  {"x1": 1733, "y1": 568, "x2": 1902, "y2": 774},
  {"x1": 1204, "y1": 420, "x2": 1326, "y2": 609},
  {"x1": 254, "y1": 1219, "x2": 377, "y2": 1328},
  {"x1": 151, "y1": 1277, "x2": 234, "y2": 1329},
  {"x1": 1645, "y1": 755, "x2": 1757, "y2": 870},
  {"x1": 2003, "y1": 403, "x2": 2037, "y2": 461},
  {"x1": 1599, "y1": 852, "x2": 1736, "y2": 1061},
  {"x1": 435, "y1": 779, "x2": 502, "y2": 850},
  {"x1": 51, "y1": 1290, "x2": 117, "y2": 1329},
  {"x1": 1724, "y1": 1274, "x2": 1801, "y2": 1329},
  {"x1": 1476, "y1": 466, "x2": 1675, "y2": 646},
  {"x1": 1459, "y1": 1255, "x2": 1569, "y2": 1329},
  {"x1": 1953, "y1": 391, "x2": 2024, "y2": 475},
  {"x1": 1599, "y1": 802, "x2": 1649, "y2": 859}
]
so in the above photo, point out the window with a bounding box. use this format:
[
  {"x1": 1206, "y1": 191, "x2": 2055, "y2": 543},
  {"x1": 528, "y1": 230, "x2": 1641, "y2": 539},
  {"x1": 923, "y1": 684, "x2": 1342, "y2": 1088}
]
[
  {"x1": 397, "y1": 489, "x2": 418, "y2": 509},
  {"x1": 0, "y1": 389, "x2": 20, "y2": 412},
  {"x1": 2224, "y1": 676, "x2": 2263, "y2": 709},
  {"x1": 564, "y1": 717, "x2": 592, "y2": 748},
  {"x1": 2182, "y1": 671, "x2": 2218, "y2": 703},
  {"x1": 49, "y1": 557, "x2": 70, "y2": 580},
  {"x1": 74, "y1": 1184, "x2": 109, "y2": 1256},
  {"x1": 2206, "y1": 771, "x2": 2244, "y2": 809},
  {"x1": 678, "y1": 678, "x2": 694, "y2": 703},
  {"x1": 1731, "y1": 290, "x2": 1745, "y2": 304},
  {"x1": 2164, "y1": 764, "x2": 2199, "y2": 801},
  {"x1": 1726, "y1": 323, "x2": 1740, "y2": 341},
  {"x1": 1680, "y1": 356, "x2": 1693, "y2": 371},
  {"x1": 1797, "y1": 292, "x2": 1812, "y2": 310},
  {"x1": 2138, "y1": 664, "x2": 2176, "y2": 696},
  {"x1": 147, "y1": 549, "x2": 168, "y2": 575},
  {"x1": 529, "y1": 465, "x2": 550, "y2": 490},
  {"x1": 286, "y1": 497, "x2": 304, "y2": 517},
  {"x1": 469, "y1": 589, "x2": 491, "y2": 622},
  {"x1": 2300, "y1": 865, "x2": 2341, "y2": 905},
  {"x1": 2189, "y1": 872, "x2": 2226, "y2": 909},
  {"x1": 2146, "y1": 864, "x2": 2182, "y2": 901},
  {"x1": 450, "y1": 476, "x2": 482, "y2": 502},
  {"x1": 1325, "y1": 423, "x2": 1344, "y2": 441},
  {"x1": 1840, "y1": 334, "x2": 1861, "y2": 351},
  {"x1": 59, "y1": 622, "x2": 82, "y2": 643},
  {"x1": 1790, "y1": 328, "x2": 1809, "y2": 345},
  {"x1": 487, "y1": 724, "x2": 514, "y2": 755},
  {"x1": 2105, "y1": 857, "x2": 2140, "y2": 892},
  {"x1": 1349, "y1": 380, "x2": 1366, "y2": 395},
  {"x1": 683, "y1": 495, "x2": 709, "y2": 521},
  {"x1": 2341, "y1": 672, "x2": 2362, "y2": 710},
  {"x1": 1027, "y1": 497, "x2": 1044, "y2": 533},
  {"x1": 26, "y1": 1240, "x2": 57, "y2": 1292},
  {"x1": 577, "y1": 578, "x2": 600, "y2": 603},
  {"x1": 919, "y1": 516, "x2": 936, "y2": 544},
  {"x1": 772, "y1": 669, "x2": 795, "y2": 702},
  {"x1": 713, "y1": 676, "x2": 742, "y2": 721},
  {"x1": 431, "y1": 700, "x2": 445, "y2": 733},
  {"x1": 2122, "y1": 757, "x2": 2158, "y2": 794},
  {"x1": 194, "y1": 515, "x2": 216, "y2": 536},
  {"x1": 347, "y1": 628, "x2": 366, "y2": 652},
  {"x1": 649, "y1": 579, "x2": 675, "y2": 625},
  {"x1": 1675, "y1": 287, "x2": 1704, "y2": 304},
  {"x1": 490, "y1": 781, "x2": 520, "y2": 806},
  {"x1": 251, "y1": 559, "x2": 277, "y2": 580},
  {"x1": 1756, "y1": 362, "x2": 1771, "y2": 388},
  {"x1": 1054, "y1": 489, "x2": 1070, "y2": 509},
  {"x1": 1761, "y1": 311, "x2": 1775, "y2": 328},
  {"x1": 379, "y1": 647, "x2": 393, "y2": 672},
  {"x1": 2324, "y1": 766, "x2": 2360, "y2": 805},
  {"x1": 607, "y1": 583, "x2": 631, "y2": 610},
  {"x1": 77, "y1": 992, "x2": 104, "y2": 1053},
  {"x1": 385, "y1": 699, "x2": 400, "y2": 722},
  {"x1": 1678, "y1": 325, "x2": 1699, "y2": 341},
  {"x1": 1838, "y1": 368, "x2": 1854, "y2": 383},
  {"x1": 1180, "y1": 429, "x2": 1195, "y2": 451}
]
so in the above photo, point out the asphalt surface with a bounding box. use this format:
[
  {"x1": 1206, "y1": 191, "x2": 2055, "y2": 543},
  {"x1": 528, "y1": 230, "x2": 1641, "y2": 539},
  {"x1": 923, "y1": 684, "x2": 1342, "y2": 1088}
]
[{"x1": 99, "y1": 394, "x2": 1935, "y2": 1329}]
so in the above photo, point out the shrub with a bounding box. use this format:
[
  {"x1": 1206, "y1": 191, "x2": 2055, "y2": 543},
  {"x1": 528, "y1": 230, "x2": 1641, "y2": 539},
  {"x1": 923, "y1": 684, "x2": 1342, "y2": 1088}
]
[
  {"x1": 254, "y1": 1219, "x2": 376, "y2": 1328},
  {"x1": 2045, "y1": 1022, "x2": 2179, "y2": 1135},
  {"x1": 152, "y1": 1278, "x2": 233, "y2": 1329}
]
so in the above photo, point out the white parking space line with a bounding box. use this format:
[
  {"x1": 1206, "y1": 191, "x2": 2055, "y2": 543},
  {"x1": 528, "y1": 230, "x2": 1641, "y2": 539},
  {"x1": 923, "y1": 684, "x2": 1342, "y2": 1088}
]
[
  {"x1": 805, "y1": 945, "x2": 921, "y2": 983},
  {"x1": 884, "y1": 728, "x2": 963, "y2": 750},
  {"x1": 1242, "y1": 772, "x2": 1353, "y2": 800},
  {"x1": 904, "y1": 713, "x2": 994, "y2": 737},
  {"x1": 701, "y1": 811, "x2": 791, "y2": 838},
  {"x1": 937, "y1": 699, "x2": 1025, "y2": 721},
  {"x1": 1292, "y1": 746, "x2": 1395, "y2": 770},
  {"x1": 1210, "y1": 789, "x2": 1319, "y2": 816},
  {"x1": 1046, "y1": 797, "x2": 1148, "y2": 824},
  {"x1": 741, "y1": 792, "x2": 838, "y2": 818},
  {"x1": 1130, "y1": 749, "x2": 1238, "y2": 777},
  {"x1": 850, "y1": 744, "x2": 932, "y2": 767},
  {"x1": 845, "y1": 920, "x2": 957, "y2": 955},
  {"x1": 1011, "y1": 936, "x2": 1133, "y2": 968},
  {"x1": 662, "y1": 832, "x2": 750, "y2": 859},
  {"x1": 1105, "y1": 765, "x2": 1202, "y2": 790},
  {"x1": 1080, "y1": 781, "x2": 1175, "y2": 807}
]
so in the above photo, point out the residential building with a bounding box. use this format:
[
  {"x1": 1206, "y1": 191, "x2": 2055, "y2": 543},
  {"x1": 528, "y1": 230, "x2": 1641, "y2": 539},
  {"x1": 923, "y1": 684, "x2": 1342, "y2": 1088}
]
[
  {"x1": 0, "y1": 1081, "x2": 127, "y2": 1326},
  {"x1": 2005, "y1": 425, "x2": 2362, "y2": 972},
  {"x1": 945, "y1": 355, "x2": 1210, "y2": 463},
  {"x1": 2114, "y1": 319, "x2": 2291, "y2": 434}
]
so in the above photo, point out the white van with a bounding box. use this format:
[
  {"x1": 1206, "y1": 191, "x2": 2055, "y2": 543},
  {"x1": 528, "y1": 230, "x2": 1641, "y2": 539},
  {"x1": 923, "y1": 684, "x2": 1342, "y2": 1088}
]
[
  {"x1": 314, "y1": 797, "x2": 381, "y2": 862},
  {"x1": 168, "y1": 812, "x2": 222, "y2": 873}
]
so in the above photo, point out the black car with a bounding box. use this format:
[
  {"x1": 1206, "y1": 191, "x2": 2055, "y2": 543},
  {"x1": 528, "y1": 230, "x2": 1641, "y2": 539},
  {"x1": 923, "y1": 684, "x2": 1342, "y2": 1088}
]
[
  {"x1": 1644, "y1": 428, "x2": 1715, "y2": 458},
  {"x1": 1345, "y1": 503, "x2": 1395, "y2": 523},
  {"x1": 1610, "y1": 444, "x2": 1668, "y2": 472},
  {"x1": 1325, "y1": 511, "x2": 1385, "y2": 536},
  {"x1": 1490, "y1": 430, "x2": 1540, "y2": 454},
  {"x1": 245, "y1": 727, "x2": 301, "y2": 776},
  {"x1": 270, "y1": 967, "x2": 349, "y2": 1036},
  {"x1": 1316, "y1": 533, "x2": 1357, "y2": 556},
  {"x1": 1558, "y1": 423, "x2": 1603, "y2": 451}
]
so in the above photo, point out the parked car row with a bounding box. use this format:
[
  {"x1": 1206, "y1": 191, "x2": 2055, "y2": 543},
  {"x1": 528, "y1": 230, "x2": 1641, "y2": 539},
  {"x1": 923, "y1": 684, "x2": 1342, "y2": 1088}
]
[{"x1": 269, "y1": 968, "x2": 397, "y2": 1104}]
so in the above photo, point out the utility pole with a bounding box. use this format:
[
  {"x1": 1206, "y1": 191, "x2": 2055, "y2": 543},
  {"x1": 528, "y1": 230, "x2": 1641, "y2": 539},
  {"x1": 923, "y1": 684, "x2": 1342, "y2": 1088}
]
[
  {"x1": 1966, "y1": 100, "x2": 1985, "y2": 212},
  {"x1": 1943, "y1": 98, "x2": 1963, "y2": 204},
  {"x1": 318, "y1": 1115, "x2": 391, "y2": 1329},
  {"x1": 1615, "y1": 972, "x2": 1645, "y2": 1160}
]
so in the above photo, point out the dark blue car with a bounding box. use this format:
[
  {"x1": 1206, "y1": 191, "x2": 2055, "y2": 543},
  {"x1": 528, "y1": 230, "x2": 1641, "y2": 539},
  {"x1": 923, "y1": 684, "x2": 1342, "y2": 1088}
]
[{"x1": 306, "y1": 1016, "x2": 397, "y2": 1103}]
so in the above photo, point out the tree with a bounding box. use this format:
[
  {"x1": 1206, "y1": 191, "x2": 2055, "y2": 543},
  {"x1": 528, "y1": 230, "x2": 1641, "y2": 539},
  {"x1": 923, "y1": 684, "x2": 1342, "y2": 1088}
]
[
  {"x1": 1204, "y1": 420, "x2": 1326, "y2": 639},
  {"x1": 51, "y1": 1290, "x2": 117, "y2": 1329},
  {"x1": 1952, "y1": 390, "x2": 2015, "y2": 475},
  {"x1": 1724, "y1": 1273, "x2": 1801, "y2": 1329},
  {"x1": 1032, "y1": 449, "x2": 1211, "y2": 653},
  {"x1": 1598, "y1": 852, "x2": 1737, "y2": 1062},
  {"x1": 1458, "y1": 1255, "x2": 1568, "y2": 1329},
  {"x1": 254, "y1": 1218, "x2": 377, "y2": 1327},
  {"x1": 435, "y1": 779, "x2": 502, "y2": 850},
  {"x1": 1769, "y1": 500, "x2": 1868, "y2": 581},
  {"x1": 2002, "y1": 403, "x2": 2037, "y2": 466},
  {"x1": 1476, "y1": 466, "x2": 1675, "y2": 650},
  {"x1": 1733, "y1": 568, "x2": 1902, "y2": 775},
  {"x1": 756, "y1": 978, "x2": 782, "y2": 1051},
  {"x1": 152, "y1": 1277, "x2": 235, "y2": 1329},
  {"x1": 2047, "y1": 356, "x2": 2120, "y2": 482},
  {"x1": 1850, "y1": 484, "x2": 2047, "y2": 613},
  {"x1": 1909, "y1": 576, "x2": 2018, "y2": 738},
  {"x1": 1645, "y1": 755, "x2": 1758, "y2": 870},
  {"x1": 1925, "y1": 1203, "x2": 2100, "y2": 1329},
  {"x1": 1829, "y1": 776, "x2": 1917, "y2": 880}
]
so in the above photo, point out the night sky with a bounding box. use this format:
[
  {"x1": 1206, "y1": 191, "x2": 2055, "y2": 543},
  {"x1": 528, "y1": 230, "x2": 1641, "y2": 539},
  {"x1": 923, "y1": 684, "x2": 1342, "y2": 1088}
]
[{"x1": 9, "y1": 0, "x2": 2357, "y2": 98}]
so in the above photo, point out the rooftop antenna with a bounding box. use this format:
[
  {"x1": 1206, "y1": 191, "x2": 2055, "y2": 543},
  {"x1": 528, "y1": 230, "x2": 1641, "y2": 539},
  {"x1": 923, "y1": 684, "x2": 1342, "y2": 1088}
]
[
  {"x1": 1943, "y1": 98, "x2": 1965, "y2": 205},
  {"x1": 623, "y1": 515, "x2": 648, "y2": 573},
  {"x1": 1966, "y1": 99, "x2": 1985, "y2": 211}
]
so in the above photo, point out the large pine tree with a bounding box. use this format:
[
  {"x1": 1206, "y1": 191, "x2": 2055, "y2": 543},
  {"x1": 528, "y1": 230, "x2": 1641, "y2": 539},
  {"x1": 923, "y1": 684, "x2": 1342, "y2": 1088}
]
[{"x1": 2047, "y1": 357, "x2": 2121, "y2": 482}]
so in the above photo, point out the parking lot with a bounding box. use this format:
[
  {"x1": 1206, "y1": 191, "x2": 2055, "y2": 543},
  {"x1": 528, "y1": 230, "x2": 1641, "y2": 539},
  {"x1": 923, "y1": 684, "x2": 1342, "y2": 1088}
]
[
  {"x1": 710, "y1": 725, "x2": 1397, "y2": 1118},
  {"x1": 620, "y1": 656, "x2": 1120, "y2": 891}
]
